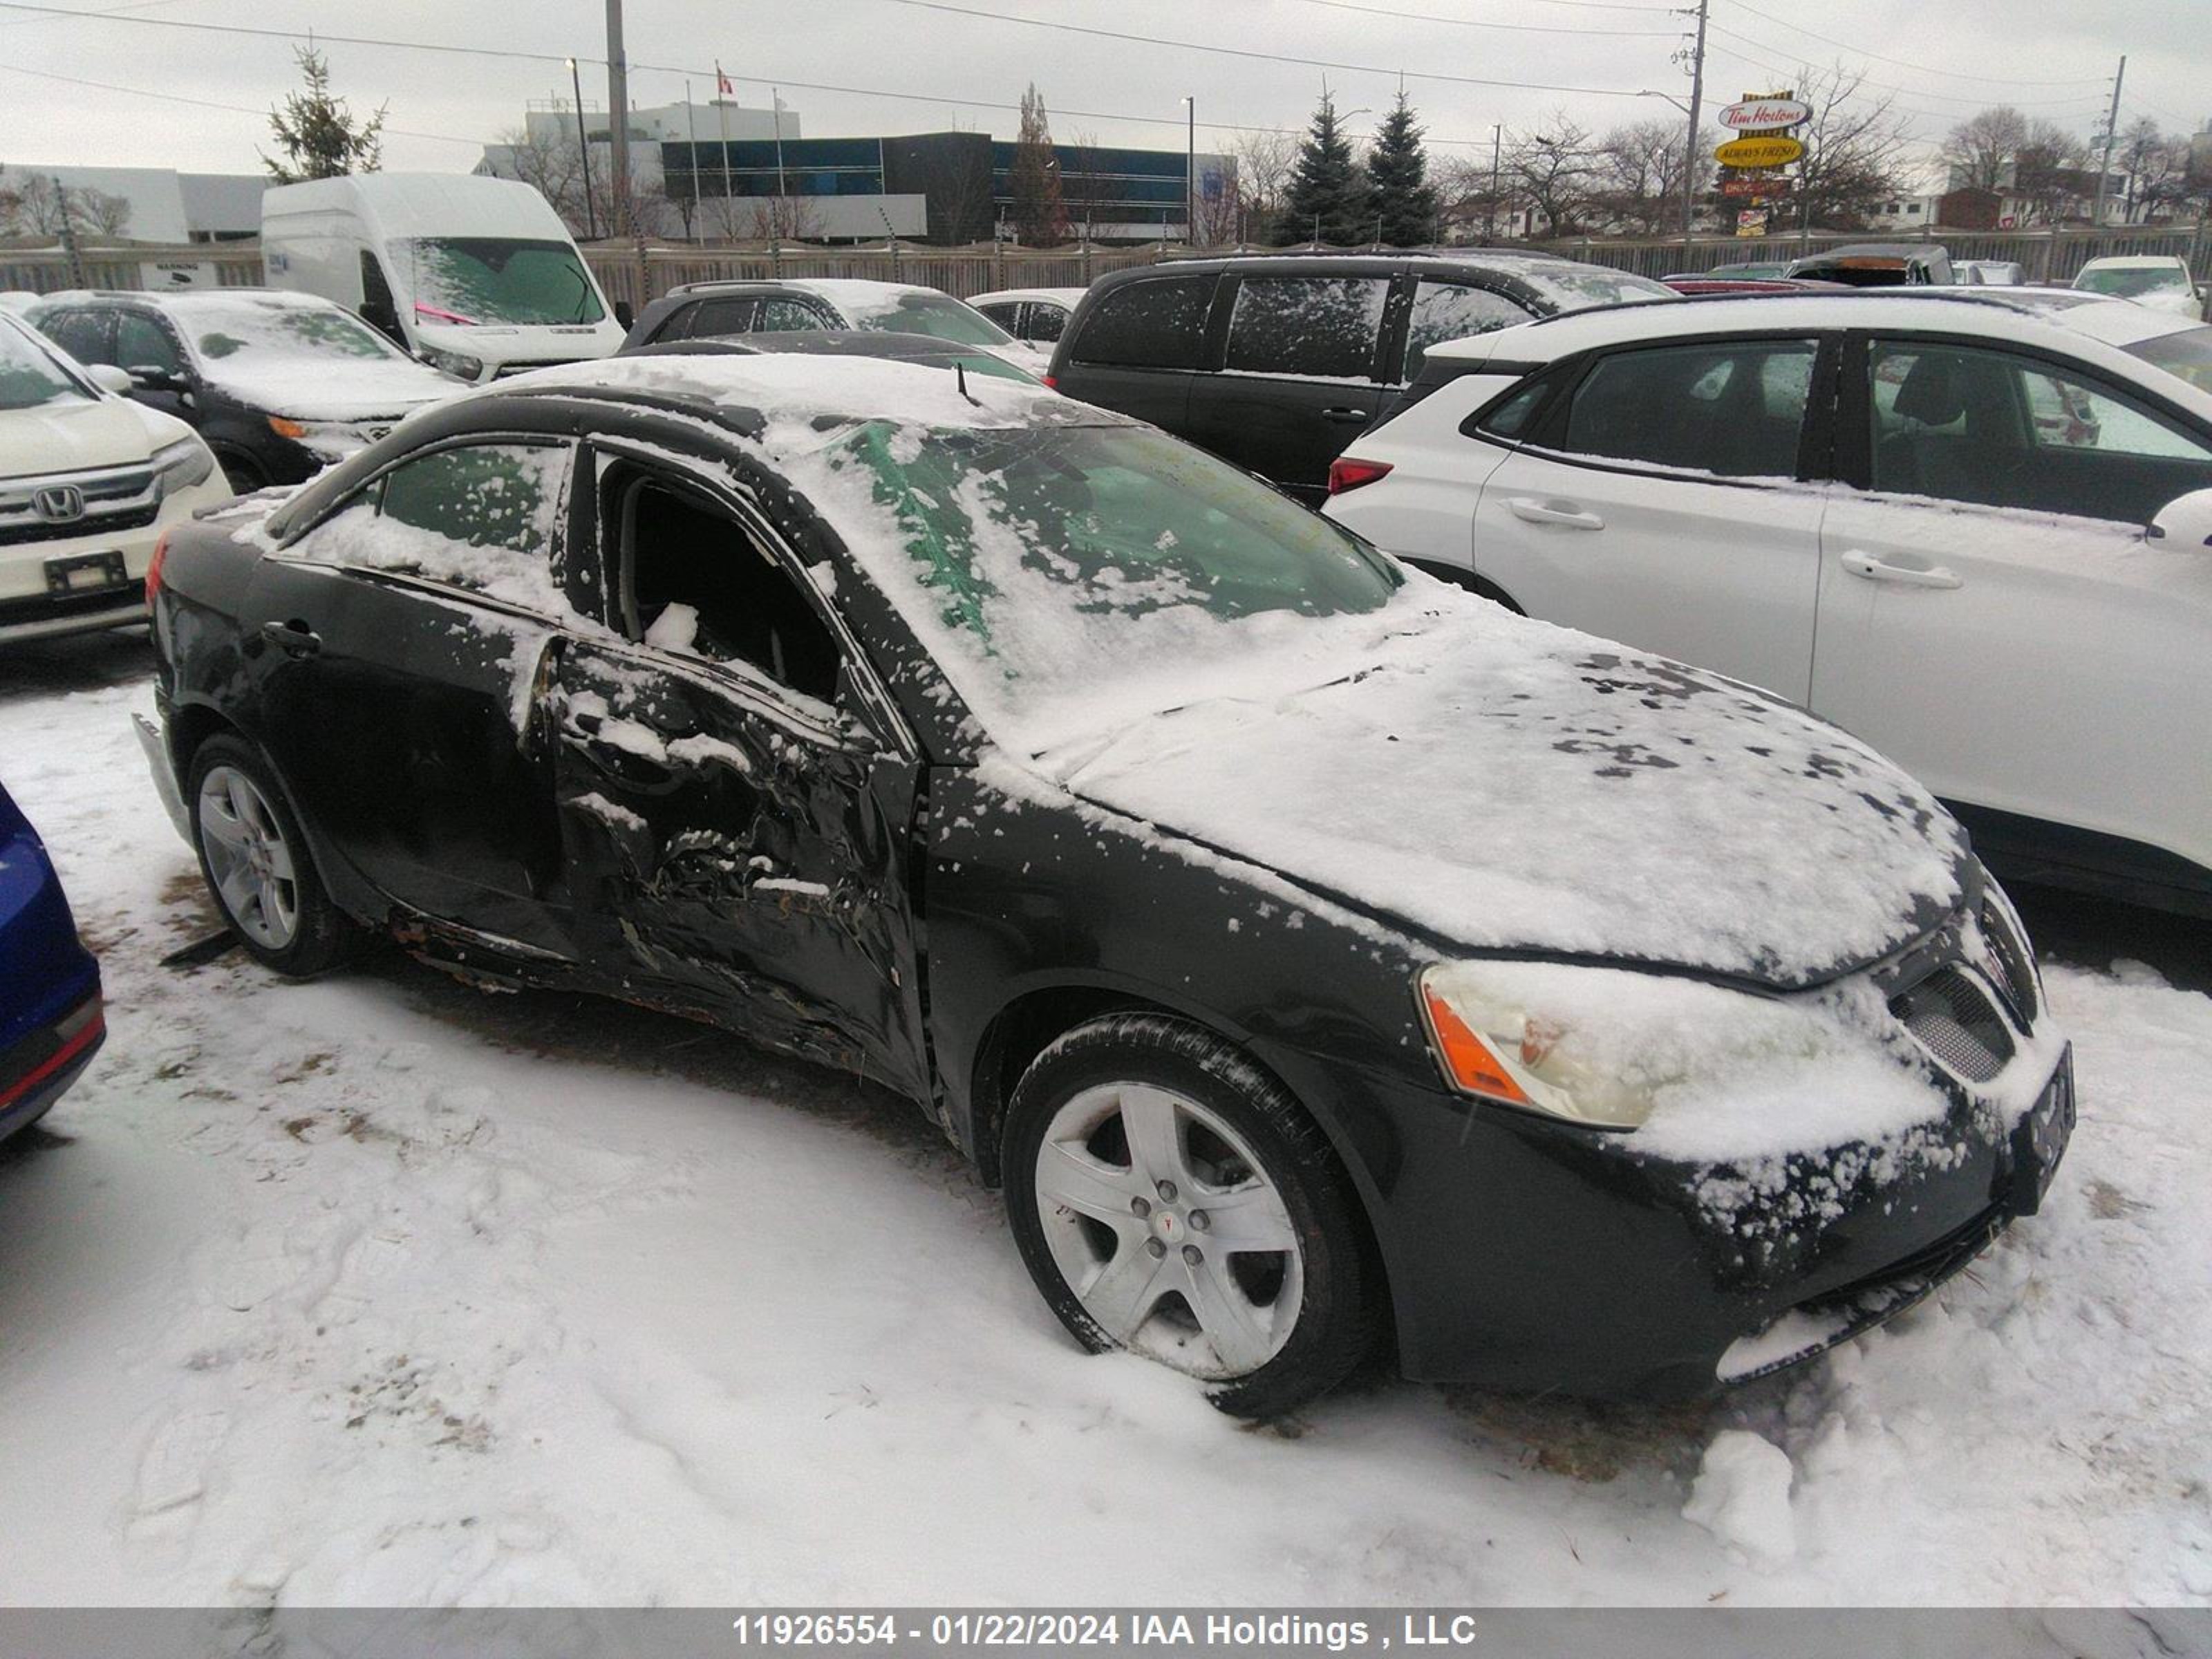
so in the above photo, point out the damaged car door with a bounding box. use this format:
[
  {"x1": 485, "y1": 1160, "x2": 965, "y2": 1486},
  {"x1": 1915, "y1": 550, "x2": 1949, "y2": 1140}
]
[{"x1": 545, "y1": 447, "x2": 930, "y2": 1096}]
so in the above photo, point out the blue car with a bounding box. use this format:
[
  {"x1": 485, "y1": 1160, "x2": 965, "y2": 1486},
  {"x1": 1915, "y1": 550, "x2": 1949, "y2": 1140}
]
[{"x1": 0, "y1": 782, "x2": 103, "y2": 1143}]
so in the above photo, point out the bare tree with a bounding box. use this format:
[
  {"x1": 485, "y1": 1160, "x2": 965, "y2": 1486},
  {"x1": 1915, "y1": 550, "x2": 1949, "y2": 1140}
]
[
  {"x1": 747, "y1": 195, "x2": 824, "y2": 241},
  {"x1": 1224, "y1": 127, "x2": 1297, "y2": 244},
  {"x1": 0, "y1": 171, "x2": 132, "y2": 241},
  {"x1": 1942, "y1": 106, "x2": 2029, "y2": 193},
  {"x1": 1781, "y1": 64, "x2": 1915, "y2": 230},
  {"x1": 2012, "y1": 118, "x2": 2089, "y2": 225},
  {"x1": 493, "y1": 124, "x2": 612, "y2": 239},
  {"x1": 1595, "y1": 118, "x2": 1715, "y2": 234},
  {"x1": 1504, "y1": 114, "x2": 1600, "y2": 238}
]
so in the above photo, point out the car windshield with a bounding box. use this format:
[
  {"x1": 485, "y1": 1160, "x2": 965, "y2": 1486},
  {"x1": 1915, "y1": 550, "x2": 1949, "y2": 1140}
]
[
  {"x1": 848, "y1": 292, "x2": 1015, "y2": 348},
  {"x1": 2123, "y1": 325, "x2": 2212, "y2": 395},
  {"x1": 819, "y1": 420, "x2": 1400, "y2": 747},
  {"x1": 2077, "y1": 265, "x2": 2191, "y2": 299},
  {"x1": 183, "y1": 296, "x2": 409, "y2": 367},
  {"x1": 1519, "y1": 267, "x2": 1677, "y2": 310},
  {"x1": 0, "y1": 319, "x2": 85, "y2": 411},
  {"x1": 398, "y1": 238, "x2": 606, "y2": 326}
]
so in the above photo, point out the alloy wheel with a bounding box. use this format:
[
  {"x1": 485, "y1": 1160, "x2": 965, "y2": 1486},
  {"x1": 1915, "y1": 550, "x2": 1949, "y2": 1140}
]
[
  {"x1": 1033, "y1": 1080, "x2": 1304, "y2": 1380},
  {"x1": 196, "y1": 764, "x2": 300, "y2": 950}
]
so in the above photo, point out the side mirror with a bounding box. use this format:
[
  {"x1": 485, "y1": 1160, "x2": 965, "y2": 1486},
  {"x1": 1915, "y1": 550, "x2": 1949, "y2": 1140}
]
[
  {"x1": 127, "y1": 365, "x2": 189, "y2": 394},
  {"x1": 2146, "y1": 488, "x2": 2212, "y2": 551},
  {"x1": 614, "y1": 299, "x2": 636, "y2": 332},
  {"x1": 86, "y1": 363, "x2": 133, "y2": 395}
]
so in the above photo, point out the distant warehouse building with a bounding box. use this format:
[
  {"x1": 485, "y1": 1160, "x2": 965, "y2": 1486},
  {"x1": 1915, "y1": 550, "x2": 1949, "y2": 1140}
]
[{"x1": 480, "y1": 97, "x2": 1228, "y2": 244}]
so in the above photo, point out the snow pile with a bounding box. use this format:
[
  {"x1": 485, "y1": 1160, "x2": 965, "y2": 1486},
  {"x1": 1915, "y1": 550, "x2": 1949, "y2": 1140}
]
[{"x1": 1683, "y1": 1430, "x2": 1797, "y2": 1568}]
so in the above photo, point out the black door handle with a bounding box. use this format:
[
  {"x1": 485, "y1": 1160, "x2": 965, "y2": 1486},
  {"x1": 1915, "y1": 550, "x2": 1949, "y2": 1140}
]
[{"x1": 259, "y1": 619, "x2": 321, "y2": 658}]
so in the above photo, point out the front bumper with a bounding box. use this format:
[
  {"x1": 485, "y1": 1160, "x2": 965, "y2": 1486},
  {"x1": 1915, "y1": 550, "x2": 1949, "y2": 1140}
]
[
  {"x1": 0, "y1": 474, "x2": 229, "y2": 645},
  {"x1": 1291, "y1": 1044, "x2": 2075, "y2": 1400}
]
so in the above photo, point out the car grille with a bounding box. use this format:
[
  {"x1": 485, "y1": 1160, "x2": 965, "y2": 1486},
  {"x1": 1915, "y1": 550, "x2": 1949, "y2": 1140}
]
[
  {"x1": 0, "y1": 462, "x2": 161, "y2": 547},
  {"x1": 1889, "y1": 966, "x2": 2015, "y2": 1082}
]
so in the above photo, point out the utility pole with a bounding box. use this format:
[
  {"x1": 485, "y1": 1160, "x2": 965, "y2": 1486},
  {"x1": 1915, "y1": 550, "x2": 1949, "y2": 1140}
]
[
  {"x1": 566, "y1": 57, "x2": 599, "y2": 240},
  {"x1": 1680, "y1": 0, "x2": 1709, "y2": 250},
  {"x1": 2092, "y1": 55, "x2": 2126, "y2": 229},
  {"x1": 1486, "y1": 123, "x2": 1501, "y2": 243},
  {"x1": 604, "y1": 0, "x2": 632, "y2": 238},
  {"x1": 1183, "y1": 95, "x2": 1197, "y2": 246},
  {"x1": 50, "y1": 176, "x2": 86, "y2": 289}
]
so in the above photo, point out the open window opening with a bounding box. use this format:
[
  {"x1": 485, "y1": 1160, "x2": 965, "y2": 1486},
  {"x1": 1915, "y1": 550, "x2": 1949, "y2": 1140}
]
[{"x1": 613, "y1": 469, "x2": 842, "y2": 705}]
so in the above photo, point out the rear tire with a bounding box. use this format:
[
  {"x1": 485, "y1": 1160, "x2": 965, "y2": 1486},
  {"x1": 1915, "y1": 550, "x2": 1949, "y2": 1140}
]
[
  {"x1": 216, "y1": 453, "x2": 268, "y2": 494},
  {"x1": 1004, "y1": 1013, "x2": 1376, "y2": 1418},
  {"x1": 187, "y1": 734, "x2": 355, "y2": 978}
]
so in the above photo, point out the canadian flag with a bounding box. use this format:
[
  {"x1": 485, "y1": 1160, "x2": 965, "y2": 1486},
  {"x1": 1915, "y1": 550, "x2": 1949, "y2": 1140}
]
[{"x1": 716, "y1": 64, "x2": 733, "y2": 95}]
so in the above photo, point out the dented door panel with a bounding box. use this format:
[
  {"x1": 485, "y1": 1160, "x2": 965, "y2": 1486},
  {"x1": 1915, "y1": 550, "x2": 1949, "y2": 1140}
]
[{"x1": 547, "y1": 635, "x2": 930, "y2": 1096}]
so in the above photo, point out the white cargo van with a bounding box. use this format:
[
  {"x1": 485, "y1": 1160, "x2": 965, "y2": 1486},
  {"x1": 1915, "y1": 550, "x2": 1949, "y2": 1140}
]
[{"x1": 260, "y1": 174, "x2": 626, "y2": 384}]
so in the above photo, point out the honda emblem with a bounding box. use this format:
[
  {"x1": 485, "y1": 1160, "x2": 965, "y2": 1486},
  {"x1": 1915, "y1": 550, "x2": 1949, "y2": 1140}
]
[{"x1": 32, "y1": 485, "x2": 84, "y2": 522}]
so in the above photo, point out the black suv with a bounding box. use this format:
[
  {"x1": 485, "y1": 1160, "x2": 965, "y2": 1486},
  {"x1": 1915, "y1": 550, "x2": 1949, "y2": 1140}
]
[{"x1": 1046, "y1": 253, "x2": 1677, "y2": 503}]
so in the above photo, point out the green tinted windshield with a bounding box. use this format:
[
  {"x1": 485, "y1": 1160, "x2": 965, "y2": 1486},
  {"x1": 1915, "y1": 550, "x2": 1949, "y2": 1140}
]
[
  {"x1": 2124, "y1": 326, "x2": 2212, "y2": 395},
  {"x1": 400, "y1": 238, "x2": 606, "y2": 325},
  {"x1": 2077, "y1": 265, "x2": 2191, "y2": 299},
  {"x1": 855, "y1": 292, "x2": 1014, "y2": 347},
  {"x1": 834, "y1": 420, "x2": 1397, "y2": 668}
]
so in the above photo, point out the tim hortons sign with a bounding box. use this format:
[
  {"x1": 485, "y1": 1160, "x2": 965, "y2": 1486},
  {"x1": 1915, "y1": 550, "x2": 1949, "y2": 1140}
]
[{"x1": 1718, "y1": 97, "x2": 1812, "y2": 131}]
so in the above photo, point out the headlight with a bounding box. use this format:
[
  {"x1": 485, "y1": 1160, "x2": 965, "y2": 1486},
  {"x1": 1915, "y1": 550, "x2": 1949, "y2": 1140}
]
[
  {"x1": 151, "y1": 435, "x2": 215, "y2": 494},
  {"x1": 1416, "y1": 960, "x2": 1929, "y2": 1144},
  {"x1": 418, "y1": 346, "x2": 483, "y2": 382}
]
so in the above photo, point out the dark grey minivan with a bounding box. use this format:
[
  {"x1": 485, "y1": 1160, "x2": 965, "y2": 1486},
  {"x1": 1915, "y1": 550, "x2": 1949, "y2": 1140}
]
[{"x1": 1045, "y1": 253, "x2": 1676, "y2": 503}]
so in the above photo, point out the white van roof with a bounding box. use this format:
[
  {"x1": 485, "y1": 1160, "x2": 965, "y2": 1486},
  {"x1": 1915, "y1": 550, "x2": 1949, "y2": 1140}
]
[{"x1": 261, "y1": 173, "x2": 569, "y2": 242}]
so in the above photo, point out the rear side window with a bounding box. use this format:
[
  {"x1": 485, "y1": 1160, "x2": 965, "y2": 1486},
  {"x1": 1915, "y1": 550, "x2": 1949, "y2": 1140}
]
[
  {"x1": 680, "y1": 297, "x2": 756, "y2": 339},
  {"x1": 1554, "y1": 339, "x2": 1817, "y2": 478},
  {"x1": 39, "y1": 309, "x2": 110, "y2": 366},
  {"x1": 757, "y1": 297, "x2": 831, "y2": 332},
  {"x1": 975, "y1": 301, "x2": 1020, "y2": 329},
  {"x1": 1224, "y1": 275, "x2": 1388, "y2": 379},
  {"x1": 1069, "y1": 276, "x2": 1215, "y2": 369},
  {"x1": 315, "y1": 442, "x2": 572, "y2": 612},
  {"x1": 1403, "y1": 282, "x2": 1528, "y2": 380},
  {"x1": 1024, "y1": 303, "x2": 1067, "y2": 343}
]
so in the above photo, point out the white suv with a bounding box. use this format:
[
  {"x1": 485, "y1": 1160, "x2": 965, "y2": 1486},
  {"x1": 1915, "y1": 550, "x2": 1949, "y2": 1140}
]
[
  {"x1": 1326, "y1": 290, "x2": 2212, "y2": 915},
  {"x1": 0, "y1": 309, "x2": 229, "y2": 644}
]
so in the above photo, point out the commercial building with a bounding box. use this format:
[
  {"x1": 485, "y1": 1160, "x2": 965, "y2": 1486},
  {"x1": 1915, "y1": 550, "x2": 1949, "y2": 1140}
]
[
  {"x1": 478, "y1": 97, "x2": 1228, "y2": 244},
  {"x1": 0, "y1": 165, "x2": 261, "y2": 243}
]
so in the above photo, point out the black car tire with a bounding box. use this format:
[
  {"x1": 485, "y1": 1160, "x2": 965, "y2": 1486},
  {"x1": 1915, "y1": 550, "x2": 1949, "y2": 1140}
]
[
  {"x1": 187, "y1": 734, "x2": 356, "y2": 978},
  {"x1": 216, "y1": 452, "x2": 268, "y2": 494},
  {"x1": 1004, "y1": 1013, "x2": 1376, "y2": 1419}
]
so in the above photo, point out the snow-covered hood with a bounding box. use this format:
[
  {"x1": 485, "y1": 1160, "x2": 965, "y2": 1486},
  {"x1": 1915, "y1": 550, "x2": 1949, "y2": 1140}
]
[
  {"x1": 0, "y1": 393, "x2": 176, "y2": 478},
  {"x1": 411, "y1": 316, "x2": 626, "y2": 377},
  {"x1": 206, "y1": 355, "x2": 460, "y2": 422},
  {"x1": 1038, "y1": 603, "x2": 1969, "y2": 990}
]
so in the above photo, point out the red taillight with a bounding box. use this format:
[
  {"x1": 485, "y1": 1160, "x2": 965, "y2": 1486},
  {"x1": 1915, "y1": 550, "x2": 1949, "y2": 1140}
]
[
  {"x1": 145, "y1": 530, "x2": 170, "y2": 614},
  {"x1": 1041, "y1": 373, "x2": 1058, "y2": 391},
  {"x1": 1327, "y1": 456, "x2": 1394, "y2": 496}
]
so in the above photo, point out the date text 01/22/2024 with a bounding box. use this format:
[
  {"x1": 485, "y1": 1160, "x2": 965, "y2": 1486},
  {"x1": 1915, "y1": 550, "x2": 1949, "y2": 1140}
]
[{"x1": 726, "y1": 1613, "x2": 1486, "y2": 1649}]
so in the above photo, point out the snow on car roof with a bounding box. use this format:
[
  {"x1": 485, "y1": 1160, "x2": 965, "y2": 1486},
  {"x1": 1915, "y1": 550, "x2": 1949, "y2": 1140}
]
[
  {"x1": 1424, "y1": 290, "x2": 2200, "y2": 365},
  {"x1": 489, "y1": 350, "x2": 1094, "y2": 435},
  {"x1": 967, "y1": 287, "x2": 1089, "y2": 306}
]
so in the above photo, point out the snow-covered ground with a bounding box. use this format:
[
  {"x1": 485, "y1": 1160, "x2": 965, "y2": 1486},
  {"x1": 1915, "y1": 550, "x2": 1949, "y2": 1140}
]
[{"x1": 2, "y1": 631, "x2": 2208, "y2": 1607}]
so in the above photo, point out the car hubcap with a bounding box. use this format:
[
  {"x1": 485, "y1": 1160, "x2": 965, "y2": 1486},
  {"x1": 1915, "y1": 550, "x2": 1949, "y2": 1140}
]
[
  {"x1": 1033, "y1": 1082, "x2": 1303, "y2": 1380},
  {"x1": 196, "y1": 765, "x2": 299, "y2": 950}
]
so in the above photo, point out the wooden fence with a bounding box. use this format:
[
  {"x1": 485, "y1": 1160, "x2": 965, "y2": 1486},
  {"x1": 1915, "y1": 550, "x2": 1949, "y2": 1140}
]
[{"x1": 7, "y1": 224, "x2": 2207, "y2": 309}]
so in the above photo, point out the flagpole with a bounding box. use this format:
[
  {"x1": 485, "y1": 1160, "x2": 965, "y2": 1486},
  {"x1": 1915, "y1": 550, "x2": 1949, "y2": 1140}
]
[
  {"x1": 715, "y1": 64, "x2": 733, "y2": 242},
  {"x1": 684, "y1": 80, "x2": 700, "y2": 243}
]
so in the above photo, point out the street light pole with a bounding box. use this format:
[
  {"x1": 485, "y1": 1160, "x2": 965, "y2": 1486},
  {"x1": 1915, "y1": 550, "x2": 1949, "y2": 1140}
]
[
  {"x1": 566, "y1": 58, "x2": 599, "y2": 240},
  {"x1": 1183, "y1": 95, "x2": 1197, "y2": 245},
  {"x1": 1486, "y1": 122, "x2": 1501, "y2": 243}
]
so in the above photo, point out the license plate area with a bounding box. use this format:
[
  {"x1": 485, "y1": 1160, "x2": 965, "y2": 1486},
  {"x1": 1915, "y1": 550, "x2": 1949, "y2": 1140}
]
[
  {"x1": 45, "y1": 550, "x2": 127, "y2": 595},
  {"x1": 2009, "y1": 1047, "x2": 2075, "y2": 1215}
]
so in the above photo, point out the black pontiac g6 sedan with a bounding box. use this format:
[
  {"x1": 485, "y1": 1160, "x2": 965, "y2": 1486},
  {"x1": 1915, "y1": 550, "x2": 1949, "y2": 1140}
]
[{"x1": 138, "y1": 355, "x2": 2073, "y2": 1416}]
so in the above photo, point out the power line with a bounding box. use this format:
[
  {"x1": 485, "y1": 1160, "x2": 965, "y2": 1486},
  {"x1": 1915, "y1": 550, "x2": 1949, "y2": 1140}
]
[
  {"x1": 864, "y1": 0, "x2": 1675, "y2": 100},
  {"x1": 1716, "y1": 0, "x2": 2110, "y2": 88},
  {"x1": 0, "y1": 0, "x2": 182, "y2": 28},
  {"x1": 1280, "y1": 0, "x2": 1678, "y2": 38},
  {"x1": 0, "y1": 59, "x2": 481, "y2": 144}
]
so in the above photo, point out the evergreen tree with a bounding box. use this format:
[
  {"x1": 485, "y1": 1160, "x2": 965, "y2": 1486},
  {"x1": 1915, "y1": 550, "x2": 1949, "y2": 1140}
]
[
  {"x1": 1276, "y1": 92, "x2": 1367, "y2": 245},
  {"x1": 1007, "y1": 84, "x2": 1068, "y2": 245},
  {"x1": 1367, "y1": 91, "x2": 1438, "y2": 247},
  {"x1": 263, "y1": 48, "x2": 387, "y2": 184}
]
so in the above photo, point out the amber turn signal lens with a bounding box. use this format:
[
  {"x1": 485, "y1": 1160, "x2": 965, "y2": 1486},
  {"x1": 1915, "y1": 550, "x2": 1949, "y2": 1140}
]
[
  {"x1": 1421, "y1": 983, "x2": 1533, "y2": 1106},
  {"x1": 266, "y1": 415, "x2": 308, "y2": 440}
]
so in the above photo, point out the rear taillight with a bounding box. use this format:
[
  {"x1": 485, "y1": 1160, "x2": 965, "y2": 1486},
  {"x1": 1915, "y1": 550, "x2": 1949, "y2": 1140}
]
[
  {"x1": 1041, "y1": 373, "x2": 1058, "y2": 391},
  {"x1": 1327, "y1": 456, "x2": 1393, "y2": 496},
  {"x1": 145, "y1": 530, "x2": 170, "y2": 614}
]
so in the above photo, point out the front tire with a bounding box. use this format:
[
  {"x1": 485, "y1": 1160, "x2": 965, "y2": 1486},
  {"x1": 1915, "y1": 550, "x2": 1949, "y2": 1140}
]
[
  {"x1": 188, "y1": 734, "x2": 355, "y2": 977},
  {"x1": 1004, "y1": 1013, "x2": 1376, "y2": 1418}
]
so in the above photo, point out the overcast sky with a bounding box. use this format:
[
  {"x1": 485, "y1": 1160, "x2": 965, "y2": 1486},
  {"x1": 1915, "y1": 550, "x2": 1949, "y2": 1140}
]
[{"x1": 1, "y1": 0, "x2": 2206, "y2": 182}]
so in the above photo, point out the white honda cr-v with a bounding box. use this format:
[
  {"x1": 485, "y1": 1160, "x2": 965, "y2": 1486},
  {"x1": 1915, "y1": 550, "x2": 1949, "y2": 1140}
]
[
  {"x1": 0, "y1": 308, "x2": 229, "y2": 645},
  {"x1": 1325, "y1": 290, "x2": 2212, "y2": 915}
]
